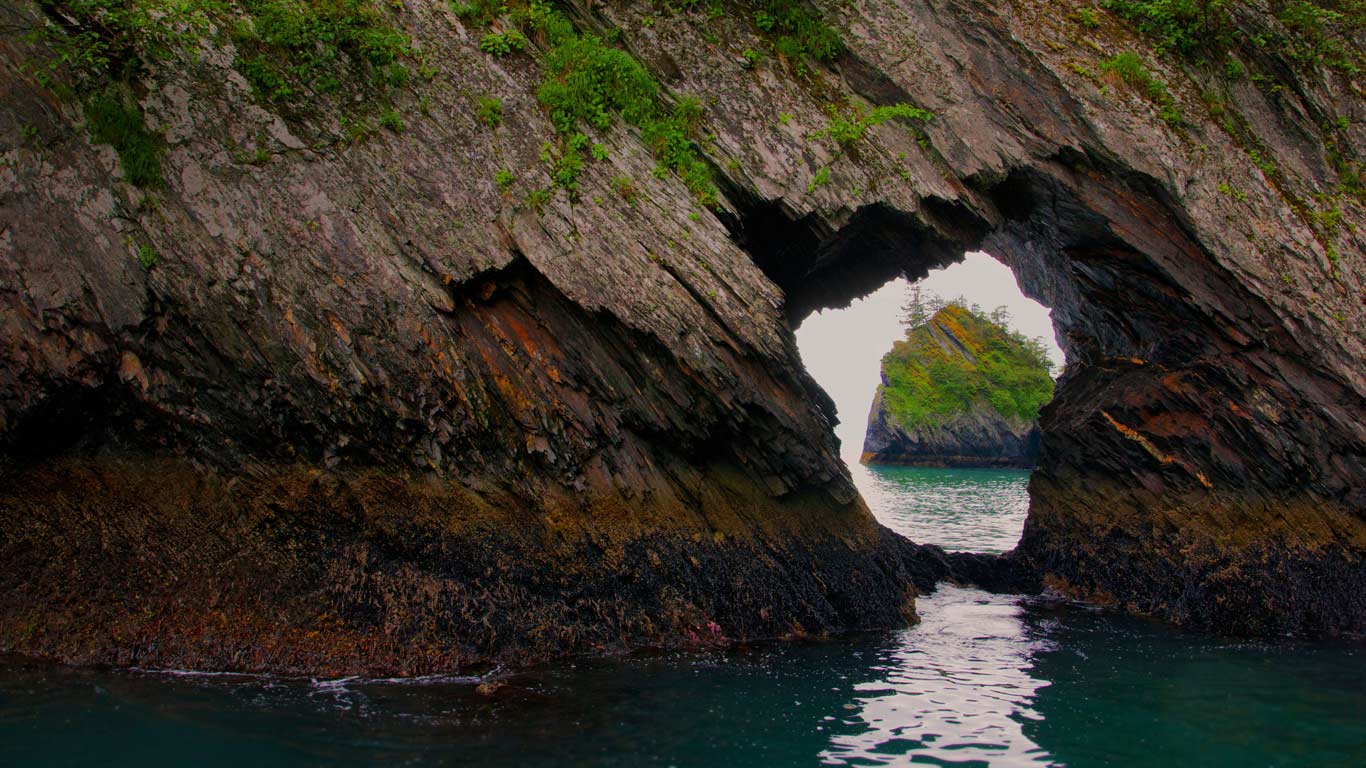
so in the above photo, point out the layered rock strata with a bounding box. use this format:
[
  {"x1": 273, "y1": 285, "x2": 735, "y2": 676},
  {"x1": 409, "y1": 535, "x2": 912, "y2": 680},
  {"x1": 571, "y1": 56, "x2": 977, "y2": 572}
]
[{"x1": 1, "y1": 0, "x2": 1363, "y2": 672}]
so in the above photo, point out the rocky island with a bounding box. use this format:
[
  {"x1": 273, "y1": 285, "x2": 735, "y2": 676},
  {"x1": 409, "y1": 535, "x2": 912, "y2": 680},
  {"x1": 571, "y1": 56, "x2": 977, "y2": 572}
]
[
  {"x1": 862, "y1": 302, "x2": 1053, "y2": 468},
  {"x1": 1, "y1": 0, "x2": 1363, "y2": 676}
]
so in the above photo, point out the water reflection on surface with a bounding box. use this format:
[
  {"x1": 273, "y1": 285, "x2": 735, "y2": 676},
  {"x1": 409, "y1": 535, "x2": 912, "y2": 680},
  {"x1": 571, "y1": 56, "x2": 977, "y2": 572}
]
[
  {"x1": 4, "y1": 467, "x2": 1365, "y2": 767},
  {"x1": 823, "y1": 586, "x2": 1052, "y2": 766}
]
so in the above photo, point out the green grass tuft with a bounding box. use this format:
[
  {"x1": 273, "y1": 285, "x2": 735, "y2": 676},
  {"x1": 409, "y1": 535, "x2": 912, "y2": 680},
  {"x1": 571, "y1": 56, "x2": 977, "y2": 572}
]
[
  {"x1": 85, "y1": 87, "x2": 163, "y2": 187},
  {"x1": 1101, "y1": 52, "x2": 1183, "y2": 126},
  {"x1": 817, "y1": 102, "x2": 934, "y2": 147},
  {"x1": 752, "y1": 0, "x2": 842, "y2": 64},
  {"x1": 476, "y1": 96, "x2": 503, "y2": 127}
]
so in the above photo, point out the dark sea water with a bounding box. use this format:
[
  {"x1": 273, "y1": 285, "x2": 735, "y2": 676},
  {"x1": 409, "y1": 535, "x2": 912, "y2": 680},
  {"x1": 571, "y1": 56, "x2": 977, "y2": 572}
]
[{"x1": 4, "y1": 465, "x2": 1365, "y2": 767}]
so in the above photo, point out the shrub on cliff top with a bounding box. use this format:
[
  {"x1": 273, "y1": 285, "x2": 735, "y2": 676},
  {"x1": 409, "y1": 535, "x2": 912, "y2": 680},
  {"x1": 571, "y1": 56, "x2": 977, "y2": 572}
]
[
  {"x1": 1101, "y1": 0, "x2": 1230, "y2": 54},
  {"x1": 231, "y1": 0, "x2": 411, "y2": 100},
  {"x1": 880, "y1": 302, "x2": 1054, "y2": 429}
]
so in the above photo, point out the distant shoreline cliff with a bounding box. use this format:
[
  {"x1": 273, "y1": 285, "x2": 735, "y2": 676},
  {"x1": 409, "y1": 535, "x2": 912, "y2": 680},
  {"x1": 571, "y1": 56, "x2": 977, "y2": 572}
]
[{"x1": 862, "y1": 304, "x2": 1053, "y2": 469}]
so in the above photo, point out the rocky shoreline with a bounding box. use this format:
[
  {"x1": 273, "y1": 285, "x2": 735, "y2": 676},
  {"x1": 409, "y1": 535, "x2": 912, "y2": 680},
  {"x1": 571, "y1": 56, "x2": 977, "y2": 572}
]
[{"x1": 1, "y1": 0, "x2": 1362, "y2": 671}]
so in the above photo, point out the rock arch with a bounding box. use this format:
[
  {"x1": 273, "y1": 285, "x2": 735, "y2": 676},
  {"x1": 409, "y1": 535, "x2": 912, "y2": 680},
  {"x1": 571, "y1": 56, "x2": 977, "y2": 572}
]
[{"x1": 1, "y1": 0, "x2": 1362, "y2": 672}]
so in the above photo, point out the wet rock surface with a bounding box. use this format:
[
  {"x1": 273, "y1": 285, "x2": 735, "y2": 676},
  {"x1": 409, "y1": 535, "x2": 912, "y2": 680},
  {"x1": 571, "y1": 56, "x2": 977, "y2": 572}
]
[{"x1": 1, "y1": 0, "x2": 1364, "y2": 671}]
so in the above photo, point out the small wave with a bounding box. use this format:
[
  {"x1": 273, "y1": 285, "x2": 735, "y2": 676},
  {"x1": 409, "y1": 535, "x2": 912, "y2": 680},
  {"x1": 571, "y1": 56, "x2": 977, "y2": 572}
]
[
  {"x1": 130, "y1": 667, "x2": 275, "y2": 680},
  {"x1": 361, "y1": 673, "x2": 488, "y2": 686},
  {"x1": 131, "y1": 667, "x2": 496, "y2": 688}
]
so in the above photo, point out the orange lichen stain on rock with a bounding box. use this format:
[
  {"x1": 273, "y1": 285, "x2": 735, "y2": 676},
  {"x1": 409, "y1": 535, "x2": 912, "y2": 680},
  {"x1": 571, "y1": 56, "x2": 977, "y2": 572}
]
[
  {"x1": 492, "y1": 372, "x2": 537, "y2": 421},
  {"x1": 328, "y1": 315, "x2": 352, "y2": 346},
  {"x1": 1102, "y1": 410, "x2": 1213, "y2": 489},
  {"x1": 1103, "y1": 410, "x2": 1176, "y2": 465},
  {"x1": 1228, "y1": 401, "x2": 1251, "y2": 419},
  {"x1": 1161, "y1": 372, "x2": 1192, "y2": 395},
  {"x1": 1142, "y1": 409, "x2": 1212, "y2": 438},
  {"x1": 117, "y1": 351, "x2": 149, "y2": 393},
  {"x1": 501, "y1": 311, "x2": 566, "y2": 363},
  {"x1": 280, "y1": 307, "x2": 314, "y2": 353}
]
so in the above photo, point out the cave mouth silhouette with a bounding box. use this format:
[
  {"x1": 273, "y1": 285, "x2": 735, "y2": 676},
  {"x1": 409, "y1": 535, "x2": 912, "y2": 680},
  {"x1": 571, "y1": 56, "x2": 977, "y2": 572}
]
[
  {"x1": 724, "y1": 167, "x2": 1365, "y2": 635},
  {"x1": 793, "y1": 253, "x2": 1062, "y2": 554}
]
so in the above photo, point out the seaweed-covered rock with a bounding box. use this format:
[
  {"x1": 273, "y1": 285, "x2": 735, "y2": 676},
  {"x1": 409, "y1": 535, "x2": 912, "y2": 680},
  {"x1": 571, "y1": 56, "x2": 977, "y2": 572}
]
[{"x1": 1, "y1": 0, "x2": 1363, "y2": 671}]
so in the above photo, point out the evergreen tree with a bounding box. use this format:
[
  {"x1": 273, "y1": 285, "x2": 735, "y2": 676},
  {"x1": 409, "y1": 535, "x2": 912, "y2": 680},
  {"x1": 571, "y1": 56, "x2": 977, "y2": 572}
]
[{"x1": 901, "y1": 285, "x2": 930, "y2": 330}]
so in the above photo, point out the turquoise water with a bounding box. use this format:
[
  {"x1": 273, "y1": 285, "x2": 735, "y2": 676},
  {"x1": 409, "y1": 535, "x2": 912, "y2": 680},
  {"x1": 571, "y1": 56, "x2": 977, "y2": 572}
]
[
  {"x1": 4, "y1": 467, "x2": 1365, "y2": 766},
  {"x1": 853, "y1": 464, "x2": 1031, "y2": 554}
]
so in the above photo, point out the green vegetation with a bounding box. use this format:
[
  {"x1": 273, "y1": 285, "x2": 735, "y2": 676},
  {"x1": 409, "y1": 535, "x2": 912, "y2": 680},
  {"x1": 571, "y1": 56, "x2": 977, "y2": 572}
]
[
  {"x1": 1102, "y1": 0, "x2": 1366, "y2": 75},
  {"x1": 340, "y1": 114, "x2": 377, "y2": 143},
  {"x1": 806, "y1": 165, "x2": 830, "y2": 193},
  {"x1": 1101, "y1": 52, "x2": 1182, "y2": 126},
  {"x1": 612, "y1": 174, "x2": 637, "y2": 202},
  {"x1": 495, "y1": 168, "x2": 516, "y2": 193},
  {"x1": 541, "y1": 136, "x2": 586, "y2": 192},
  {"x1": 379, "y1": 108, "x2": 404, "y2": 132},
  {"x1": 1101, "y1": 0, "x2": 1229, "y2": 54},
  {"x1": 1075, "y1": 7, "x2": 1102, "y2": 28},
  {"x1": 136, "y1": 242, "x2": 158, "y2": 269},
  {"x1": 752, "y1": 0, "x2": 842, "y2": 64},
  {"x1": 476, "y1": 96, "x2": 503, "y2": 127},
  {"x1": 1218, "y1": 181, "x2": 1249, "y2": 201},
  {"x1": 30, "y1": 0, "x2": 412, "y2": 179},
  {"x1": 817, "y1": 102, "x2": 934, "y2": 147},
  {"x1": 452, "y1": 0, "x2": 718, "y2": 203},
  {"x1": 85, "y1": 86, "x2": 164, "y2": 187},
  {"x1": 523, "y1": 186, "x2": 551, "y2": 212},
  {"x1": 526, "y1": 2, "x2": 718, "y2": 205},
  {"x1": 230, "y1": 0, "x2": 410, "y2": 101},
  {"x1": 30, "y1": 0, "x2": 215, "y2": 88},
  {"x1": 879, "y1": 301, "x2": 1054, "y2": 429},
  {"x1": 479, "y1": 28, "x2": 527, "y2": 57}
]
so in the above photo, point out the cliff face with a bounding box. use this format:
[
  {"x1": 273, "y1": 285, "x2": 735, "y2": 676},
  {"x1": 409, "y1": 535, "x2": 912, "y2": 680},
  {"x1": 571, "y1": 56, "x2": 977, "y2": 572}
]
[
  {"x1": 863, "y1": 393, "x2": 1042, "y2": 468},
  {"x1": 1, "y1": 0, "x2": 1364, "y2": 671},
  {"x1": 861, "y1": 305, "x2": 1048, "y2": 468}
]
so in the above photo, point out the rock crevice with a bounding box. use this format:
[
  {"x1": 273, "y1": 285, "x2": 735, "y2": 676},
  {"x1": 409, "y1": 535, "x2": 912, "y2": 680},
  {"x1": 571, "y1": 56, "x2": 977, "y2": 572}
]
[{"x1": 1, "y1": 0, "x2": 1364, "y2": 670}]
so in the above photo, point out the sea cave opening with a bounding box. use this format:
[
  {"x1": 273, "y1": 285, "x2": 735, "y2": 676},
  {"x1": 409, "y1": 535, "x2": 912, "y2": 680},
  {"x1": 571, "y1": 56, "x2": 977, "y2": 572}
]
[{"x1": 794, "y1": 252, "x2": 1064, "y2": 555}]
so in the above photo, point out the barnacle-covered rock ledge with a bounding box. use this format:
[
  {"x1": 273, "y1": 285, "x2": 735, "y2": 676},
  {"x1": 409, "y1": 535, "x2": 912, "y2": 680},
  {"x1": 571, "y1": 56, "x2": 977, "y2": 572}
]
[{"x1": 1, "y1": 0, "x2": 1363, "y2": 674}]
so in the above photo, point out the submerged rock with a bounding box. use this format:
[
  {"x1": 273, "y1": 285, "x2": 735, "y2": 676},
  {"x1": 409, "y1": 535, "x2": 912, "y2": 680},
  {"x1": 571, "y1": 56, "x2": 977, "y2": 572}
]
[{"x1": 861, "y1": 304, "x2": 1051, "y2": 468}]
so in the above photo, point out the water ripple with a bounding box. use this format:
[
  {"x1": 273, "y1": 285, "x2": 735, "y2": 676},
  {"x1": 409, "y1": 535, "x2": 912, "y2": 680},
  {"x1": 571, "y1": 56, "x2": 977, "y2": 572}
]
[
  {"x1": 854, "y1": 464, "x2": 1031, "y2": 552},
  {"x1": 821, "y1": 586, "x2": 1054, "y2": 767}
]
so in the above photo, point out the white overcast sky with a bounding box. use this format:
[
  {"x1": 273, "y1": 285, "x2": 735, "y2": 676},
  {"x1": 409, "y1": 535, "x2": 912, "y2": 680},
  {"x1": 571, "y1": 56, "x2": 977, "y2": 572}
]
[{"x1": 794, "y1": 252, "x2": 1065, "y2": 460}]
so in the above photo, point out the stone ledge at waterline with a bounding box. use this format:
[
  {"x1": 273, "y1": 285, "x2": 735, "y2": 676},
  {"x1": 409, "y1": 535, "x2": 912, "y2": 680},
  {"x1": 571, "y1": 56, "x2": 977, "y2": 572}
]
[
  {"x1": 861, "y1": 304, "x2": 1053, "y2": 469},
  {"x1": 2, "y1": 0, "x2": 1364, "y2": 673}
]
